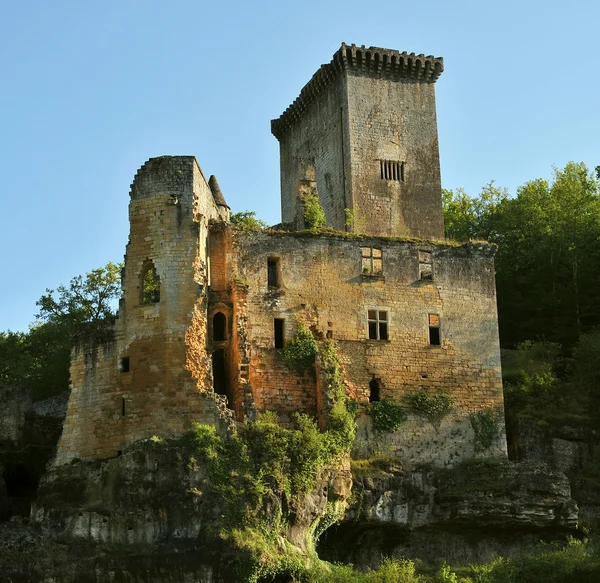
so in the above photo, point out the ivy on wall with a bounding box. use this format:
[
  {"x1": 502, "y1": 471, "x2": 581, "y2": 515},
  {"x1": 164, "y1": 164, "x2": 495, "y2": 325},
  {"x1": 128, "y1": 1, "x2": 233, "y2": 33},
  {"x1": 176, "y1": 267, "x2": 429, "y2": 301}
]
[
  {"x1": 407, "y1": 389, "x2": 454, "y2": 429},
  {"x1": 368, "y1": 399, "x2": 407, "y2": 433}
]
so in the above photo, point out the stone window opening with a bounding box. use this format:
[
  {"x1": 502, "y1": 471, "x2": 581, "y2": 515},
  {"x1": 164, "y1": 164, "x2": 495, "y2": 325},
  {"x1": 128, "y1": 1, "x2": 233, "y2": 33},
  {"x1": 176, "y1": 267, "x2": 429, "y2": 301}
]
[
  {"x1": 268, "y1": 257, "x2": 281, "y2": 288},
  {"x1": 213, "y1": 312, "x2": 227, "y2": 342},
  {"x1": 419, "y1": 249, "x2": 433, "y2": 281},
  {"x1": 379, "y1": 160, "x2": 405, "y2": 182},
  {"x1": 429, "y1": 314, "x2": 441, "y2": 346},
  {"x1": 120, "y1": 357, "x2": 130, "y2": 373},
  {"x1": 141, "y1": 263, "x2": 160, "y2": 304},
  {"x1": 369, "y1": 378, "x2": 381, "y2": 402},
  {"x1": 361, "y1": 247, "x2": 383, "y2": 276},
  {"x1": 274, "y1": 318, "x2": 285, "y2": 349},
  {"x1": 368, "y1": 310, "x2": 388, "y2": 340},
  {"x1": 121, "y1": 397, "x2": 126, "y2": 417}
]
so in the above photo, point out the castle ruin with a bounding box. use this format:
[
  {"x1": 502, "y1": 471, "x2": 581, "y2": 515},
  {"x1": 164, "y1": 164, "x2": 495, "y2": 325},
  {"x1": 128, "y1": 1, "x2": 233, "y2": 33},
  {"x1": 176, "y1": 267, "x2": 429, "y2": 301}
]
[{"x1": 55, "y1": 43, "x2": 506, "y2": 467}]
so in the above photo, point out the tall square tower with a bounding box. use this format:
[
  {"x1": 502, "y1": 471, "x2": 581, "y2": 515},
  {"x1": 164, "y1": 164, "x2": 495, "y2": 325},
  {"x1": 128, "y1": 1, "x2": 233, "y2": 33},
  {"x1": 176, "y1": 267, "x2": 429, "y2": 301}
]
[{"x1": 272, "y1": 43, "x2": 445, "y2": 240}]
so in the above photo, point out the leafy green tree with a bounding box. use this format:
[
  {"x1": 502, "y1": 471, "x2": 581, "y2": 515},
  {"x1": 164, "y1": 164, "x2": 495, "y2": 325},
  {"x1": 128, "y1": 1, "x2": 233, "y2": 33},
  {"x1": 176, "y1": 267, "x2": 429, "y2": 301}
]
[
  {"x1": 494, "y1": 163, "x2": 600, "y2": 345},
  {"x1": 230, "y1": 211, "x2": 268, "y2": 231},
  {"x1": 0, "y1": 262, "x2": 121, "y2": 398},
  {"x1": 36, "y1": 262, "x2": 121, "y2": 332},
  {"x1": 442, "y1": 182, "x2": 508, "y2": 241},
  {"x1": 443, "y1": 162, "x2": 600, "y2": 347}
]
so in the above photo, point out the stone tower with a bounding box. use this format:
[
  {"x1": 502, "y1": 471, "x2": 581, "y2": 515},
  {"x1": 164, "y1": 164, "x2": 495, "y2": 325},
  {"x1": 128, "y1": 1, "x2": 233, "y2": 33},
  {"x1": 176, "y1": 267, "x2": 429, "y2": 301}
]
[
  {"x1": 55, "y1": 157, "x2": 232, "y2": 463},
  {"x1": 272, "y1": 43, "x2": 445, "y2": 240}
]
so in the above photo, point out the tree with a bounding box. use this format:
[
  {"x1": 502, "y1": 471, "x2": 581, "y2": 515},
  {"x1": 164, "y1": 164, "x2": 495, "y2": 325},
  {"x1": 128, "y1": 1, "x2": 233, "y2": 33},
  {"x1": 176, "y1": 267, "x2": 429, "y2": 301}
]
[
  {"x1": 0, "y1": 262, "x2": 121, "y2": 398},
  {"x1": 494, "y1": 163, "x2": 600, "y2": 346},
  {"x1": 443, "y1": 163, "x2": 600, "y2": 348},
  {"x1": 36, "y1": 262, "x2": 121, "y2": 333}
]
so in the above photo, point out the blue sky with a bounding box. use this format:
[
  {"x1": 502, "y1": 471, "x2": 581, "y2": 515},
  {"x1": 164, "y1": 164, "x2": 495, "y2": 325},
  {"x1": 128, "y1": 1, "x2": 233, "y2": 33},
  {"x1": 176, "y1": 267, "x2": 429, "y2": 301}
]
[{"x1": 1, "y1": 0, "x2": 598, "y2": 332}]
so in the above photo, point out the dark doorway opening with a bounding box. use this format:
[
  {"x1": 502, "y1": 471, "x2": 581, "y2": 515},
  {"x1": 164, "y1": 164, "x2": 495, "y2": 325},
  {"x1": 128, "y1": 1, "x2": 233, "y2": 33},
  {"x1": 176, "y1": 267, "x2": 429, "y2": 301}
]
[
  {"x1": 212, "y1": 349, "x2": 229, "y2": 403},
  {"x1": 369, "y1": 379, "x2": 381, "y2": 402},
  {"x1": 213, "y1": 312, "x2": 226, "y2": 342}
]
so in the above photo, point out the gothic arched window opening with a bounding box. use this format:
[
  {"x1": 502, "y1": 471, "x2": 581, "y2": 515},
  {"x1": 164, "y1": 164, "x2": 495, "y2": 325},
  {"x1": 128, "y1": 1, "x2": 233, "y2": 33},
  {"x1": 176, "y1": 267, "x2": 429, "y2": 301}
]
[{"x1": 141, "y1": 264, "x2": 160, "y2": 304}]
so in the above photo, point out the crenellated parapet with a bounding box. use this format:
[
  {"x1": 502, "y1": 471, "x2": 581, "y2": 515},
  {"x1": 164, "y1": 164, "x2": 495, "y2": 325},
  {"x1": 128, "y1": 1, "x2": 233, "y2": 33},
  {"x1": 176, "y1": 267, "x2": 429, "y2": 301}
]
[{"x1": 271, "y1": 42, "x2": 443, "y2": 139}]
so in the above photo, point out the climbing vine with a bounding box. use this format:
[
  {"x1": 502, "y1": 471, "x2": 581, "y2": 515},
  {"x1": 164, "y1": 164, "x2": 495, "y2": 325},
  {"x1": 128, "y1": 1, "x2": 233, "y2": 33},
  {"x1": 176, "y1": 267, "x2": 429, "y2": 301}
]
[{"x1": 470, "y1": 408, "x2": 499, "y2": 452}]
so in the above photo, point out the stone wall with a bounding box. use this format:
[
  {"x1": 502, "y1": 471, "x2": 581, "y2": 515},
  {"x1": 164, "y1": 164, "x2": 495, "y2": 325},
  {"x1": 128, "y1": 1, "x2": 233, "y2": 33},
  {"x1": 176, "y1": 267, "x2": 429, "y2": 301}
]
[
  {"x1": 233, "y1": 230, "x2": 506, "y2": 466},
  {"x1": 346, "y1": 74, "x2": 444, "y2": 240},
  {"x1": 276, "y1": 76, "x2": 349, "y2": 230}
]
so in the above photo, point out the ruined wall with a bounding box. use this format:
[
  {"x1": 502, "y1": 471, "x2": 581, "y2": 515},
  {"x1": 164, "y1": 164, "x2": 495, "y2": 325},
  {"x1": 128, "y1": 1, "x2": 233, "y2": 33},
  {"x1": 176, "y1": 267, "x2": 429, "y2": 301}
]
[
  {"x1": 56, "y1": 157, "x2": 231, "y2": 464},
  {"x1": 346, "y1": 74, "x2": 444, "y2": 239},
  {"x1": 233, "y1": 231, "x2": 506, "y2": 466}
]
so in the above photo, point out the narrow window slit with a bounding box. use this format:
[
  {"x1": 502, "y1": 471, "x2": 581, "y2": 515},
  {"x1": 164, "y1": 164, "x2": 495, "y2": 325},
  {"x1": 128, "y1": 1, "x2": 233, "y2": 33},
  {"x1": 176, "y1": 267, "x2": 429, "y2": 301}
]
[
  {"x1": 268, "y1": 257, "x2": 281, "y2": 288},
  {"x1": 274, "y1": 318, "x2": 285, "y2": 349},
  {"x1": 213, "y1": 312, "x2": 226, "y2": 342},
  {"x1": 369, "y1": 379, "x2": 381, "y2": 402}
]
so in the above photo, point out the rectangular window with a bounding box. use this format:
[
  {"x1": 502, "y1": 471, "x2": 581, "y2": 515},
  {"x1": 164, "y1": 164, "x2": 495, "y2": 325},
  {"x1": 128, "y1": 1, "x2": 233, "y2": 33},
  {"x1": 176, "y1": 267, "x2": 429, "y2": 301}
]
[
  {"x1": 428, "y1": 314, "x2": 441, "y2": 346},
  {"x1": 419, "y1": 249, "x2": 433, "y2": 280},
  {"x1": 120, "y1": 357, "x2": 130, "y2": 373},
  {"x1": 361, "y1": 247, "x2": 383, "y2": 275},
  {"x1": 268, "y1": 257, "x2": 280, "y2": 288},
  {"x1": 121, "y1": 397, "x2": 126, "y2": 417},
  {"x1": 274, "y1": 318, "x2": 285, "y2": 349},
  {"x1": 379, "y1": 160, "x2": 405, "y2": 182},
  {"x1": 368, "y1": 310, "x2": 388, "y2": 340}
]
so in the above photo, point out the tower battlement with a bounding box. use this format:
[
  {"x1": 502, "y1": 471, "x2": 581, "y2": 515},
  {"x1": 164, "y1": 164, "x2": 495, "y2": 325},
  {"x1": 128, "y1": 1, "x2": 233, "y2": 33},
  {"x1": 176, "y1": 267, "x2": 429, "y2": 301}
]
[{"x1": 272, "y1": 43, "x2": 443, "y2": 138}]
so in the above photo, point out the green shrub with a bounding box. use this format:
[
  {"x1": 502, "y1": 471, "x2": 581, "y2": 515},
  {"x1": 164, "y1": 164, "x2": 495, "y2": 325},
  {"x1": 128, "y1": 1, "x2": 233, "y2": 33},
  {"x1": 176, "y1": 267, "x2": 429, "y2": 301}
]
[
  {"x1": 181, "y1": 343, "x2": 356, "y2": 583},
  {"x1": 469, "y1": 409, "x2": 499, "y2": 452},
  {"x1": 306, "y1": 558, "x2": 425, "y2": 582},
  {"x1": 369, "y1": 399, "x2": 407, "y2": 433},
  {"x1": 407, "y1": 390, "x2": 454, "y2": 428},
  {"x1": 436, "y1": 562, "x2": 459, "y2": 583},
  {"x1": 466, "y1": 537, "x2": 600, "y2": 583},
  {"x1": 280, "y1": 322, "x2": 318, "y2": 374},
  {"x1": 301, "y1": 192, "x2": 326, "y2": 230}
]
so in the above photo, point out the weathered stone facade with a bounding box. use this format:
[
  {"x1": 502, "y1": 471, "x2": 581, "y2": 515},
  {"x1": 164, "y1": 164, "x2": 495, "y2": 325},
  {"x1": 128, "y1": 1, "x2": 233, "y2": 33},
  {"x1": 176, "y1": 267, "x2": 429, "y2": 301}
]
[
  {"x1": 55, "y1": 43, "x2": 507, "y2": 468},
  {"x1": 55, "y1": 157, "x2": 234, "y2": 464},
  {"x1": 272, "y1": 43, "x2": 445, "y2": 239}
]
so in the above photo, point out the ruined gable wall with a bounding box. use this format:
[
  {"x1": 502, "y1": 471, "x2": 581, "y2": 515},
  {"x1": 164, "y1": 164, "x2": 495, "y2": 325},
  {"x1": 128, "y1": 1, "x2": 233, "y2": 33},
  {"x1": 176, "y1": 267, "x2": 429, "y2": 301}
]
[
  {"x1": 277, "y1": 78, "x2": 349, "y2": 230},
  {"x1": 233, "y1": 231, "x2": 505, "y2": 466},
  {"x1": 346, "y1": 75, "x2": 444, "y2": 240},
  {"x1": 56, "y1": 158, "x2": 230, "y2": 464}
]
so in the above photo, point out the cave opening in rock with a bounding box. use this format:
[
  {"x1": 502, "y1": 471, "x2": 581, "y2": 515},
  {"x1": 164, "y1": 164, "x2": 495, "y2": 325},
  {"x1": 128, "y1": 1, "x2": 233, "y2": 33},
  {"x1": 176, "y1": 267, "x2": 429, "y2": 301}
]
[
  {"x1": 3, "y1": 463, "x2": 38, "y2": 498},
  {"x1": 2, "y1": 462, "x2": 40, "y2": 519}
]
